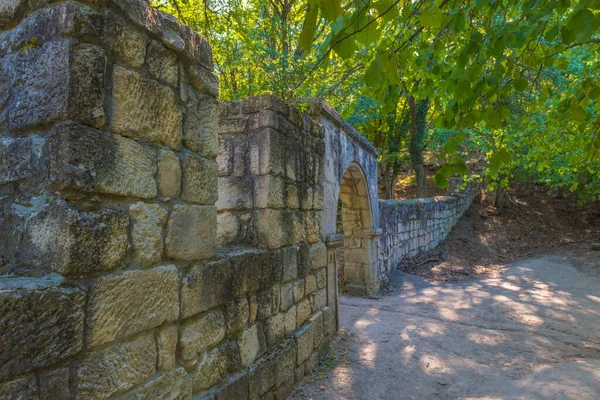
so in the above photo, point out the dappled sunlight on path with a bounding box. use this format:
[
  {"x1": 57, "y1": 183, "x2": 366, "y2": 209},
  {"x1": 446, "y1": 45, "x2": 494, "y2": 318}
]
[{"x1": 292, "y1": 253, "x2": 600, "y2": 400}]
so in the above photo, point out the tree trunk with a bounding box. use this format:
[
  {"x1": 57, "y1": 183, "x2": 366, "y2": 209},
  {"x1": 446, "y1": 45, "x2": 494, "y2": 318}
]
[{"x1": 408, "y1": 96, "x2": 429, "y2": 198}]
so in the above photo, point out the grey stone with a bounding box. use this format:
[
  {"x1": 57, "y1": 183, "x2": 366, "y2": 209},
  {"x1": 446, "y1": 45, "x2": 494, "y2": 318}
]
[
  {"x1": 309, "y1": 241, "x2": 327, "y2": 269},
  {"x1": 111, "y1": 65, "x2": 182, "y2": 149},
  {"x1": 181, "y1": 155, "x2": 218, "y2": 204},
  {"x1": 165, "y1": 204, "x2": 216, "y2": 261},
  {"x1": 0, "y1": 0, "x2": 26, "y2": 30},
  {"x1": 305, "y1": 274, "x2": 317, "y2": 295},
  {"x1": 39, "y1": 367, "x2": 70, "y2": 399},
  {"x1": 112, "y1": 0, "x2": 161, "y2": 35},
  {"x1": 179, "y1": 25, "x2": 213, "y2": 70},
  {"x1": 280, "y1": 282, "x2": 294, "y2": 312},
  {"x1": 146, "y1": 40, "x2": 178, "y2": 86},
  {"x1": 48, "y1": 121, "x2": 157, "y2": 198},
  {"x1": 284, "y1": 305, "x2": 296, "y2": 334},
  {"x1": 181, "y1": 258, "x2": 232, "y2": 318},
  {"x1": 216, "y1": 176, "x2": 254, "y2": 210},
  {"x1": 186, "y1": 64, "x2": 219, "y2": 98},
  {"x1": 237, "y1": 324, "x2": 264, "y2": 367},
  {"x1": 129, "y1": 202, "x2": 168, "y2": 267},
  {"x1": 293, "y1": 279, "x2": 305, "y2": 303},
  {"x1": 316, "y1": 267, "x2": 327, "y2": 289},
  {"x1": 0, "y1": 137, "x2": 32, "y2": 185},
  {"x1": 86, "y1": 265, "x2": 179, "y2": 346},
  {"x1": 3, "y1": 40, "x2": 105, "y2": 132},
  {"x1": 282, "y1": 245, "x2": 298, "y2": 282},
  {"x1": 76, "y1": 334, "x2": 156, "y2": 399},
  {"x1": 265, "y1": 313, "x2": 285, "y2": 348},
  {"x1": 0, "y1": 275, "x2": 84, "y2": 380},
  {"x1": 248, "y1": 356, "x2": 277, "y2": 397},
  {"x1": 297, "y1": 241, "x2": 311, "y2": 277},
  {"x1": 230, "y1": 249, "x2": 269, "y2": 296},
  {"x1": 296, "y1": 298, "x2": 311, "y2": 328},
  {"x1": 0, "y1": 375, "x2": 37, "y2": 400},
  {"x1": 183, "y1": 92, "x2": 218, "y2": 157},
  {"x1": 132, "y1": 368, "x2": 192, "y2": 400},
  {"x1": 157, "y1": 149, "x2": 181, "y2": 198},
  {"x1": 216, "y1": 371, "x2": 249, "y2": 400},
  {"x1": 225, "y1": 298, "x2": 249, "y2": 335},
  {"x1": 180, "y1": 311, "x2": 226, "y2": 363},
  {"x1": 191, "y1": 346, "x2": 228, "y2": 393},
  {"x1": 157, "y1": 10, "x2": 184, "y2": 51},
  {"x1": 157, "y1": 325, "x2": 178, "y2": 371},
  {"x1": 104, "y1": 11, "x2": 146, "y2": 67},
  {"x1": 26, "y1": 200, "x2": 128, "y2": 274},
  {"x1": 294, "y1": 322, "x2": 314, "y2": 365}
]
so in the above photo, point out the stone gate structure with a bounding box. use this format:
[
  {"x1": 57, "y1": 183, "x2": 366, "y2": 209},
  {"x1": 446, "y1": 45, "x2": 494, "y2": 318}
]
[{"x1": 0, "y1": 1, "x2": 475, "y2": 398}]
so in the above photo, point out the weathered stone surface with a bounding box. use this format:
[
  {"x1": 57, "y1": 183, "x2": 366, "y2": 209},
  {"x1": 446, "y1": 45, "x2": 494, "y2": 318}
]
[
  {"x1": 111, "y1": 65, "x2": 182, "y2": 149},
  {"x1": 157, "y1": 10, "x2": 184, "y2": 51},
  {"x1": 180, "y1": 311, "x2": 226, "y2": 363},
  {"x1": 255, "y1": 175, "x2": 285, "y2": 209},
  {"x1": 186, "y1": 64, "x2": 219, "y2": 98},
  {"x1": 158, "y1": 325, "x2": 178, "y2": 371},
  {"x1": 225, "y1": 298, "x2": 249, "y2": 335},
  {"x1": 86, "y1": 265, "x2": 179, "y2": 346},
  {"x1": 216, "y1": 176, "x2": 253, "y2": 210},
  {"x1": 181, "y1": 155, "x2": 218, "y2": 204},
  {"x1": 316, "y1": 267, "x2": 327, "y2": 290},
  {"x1": 76, "y1": 334, "x2": 156, "y2": 399},
  {"x1": 2, "y1": 40, "x2": 105, "y2": 131},
  {"x1": 181, "y1": 258, "x2": 232, "y2": 318},
  {"x1": 254, "y1": 209, "x2": 289, "y2": 249},
  {"x1": 179, "y1": 25, "x2": 213, "y2": 69},
  {"x1": 248, "y1": 356, "x2": 277, "y2": 397},
  {"x1": 129, "y1": 202, "x2": 168, "y2": 267},
  {"x1": 216, "y1": 211, "x2": 240, "y2": 245},
  {"x1": 165, "y1": 204, "x2": 216, "y2": 261},
  {"x1": 0, "y1": 0, "x2": 25, "y2": 29},
  {"x1": 304, "y1": 274, "x2": 317, "y2": 295},
  {"x1": 264, "y1": 313, "x2": 285, "y2": 348},
  {"x1": 0, "y1": 137, "x2": 33, "y2": 185},
  {"x1": 157, "y1": 149, "x2": 181, "y2": 198},
  {"x1": 104, "y1": 11, "x2": 146, "y2": 67},
  {"x1": 309, "y1": 241, "x2": 327, "y2": 269},
  {"x1": 0, "y1": 375, "x2": 37, "y2": 400},
  {"x1": 146, "y1": 40, "x2": 178, "y2": 86},
  {"x1": 216, "y1": 371, "x2": 249, "y2": 400},
  {"x1": 296, "y1": 298, "x2": 311, "y2": 328},
  {"x1": 132, "y1": 368, "x2": 192, "y2": 400},
  {"x1": 312, "y1": 288, "x2": 327, "y2": 311},
  {"x1": 39, "y1": 367, "x2": 70, "y2": 400},
  {"x1": 295, "y1": 322, "x2": 314, "y2": 365},
  {"x1": 248, "y1": 128, "x2": 286, "y2": 176},
  {"x1": 282, "y1": 245, "x2": 298, "y2": 282},
  {"x1": 237, "y1": 324, "x2": 264, "y2": 367},
  {"x1": 230, "y1": 249, "x2": 268, "y2": 296},
  {"x1": 297, "y1": 241, "x2": 311, "y2": 277},
  {"x1": 0, "y1": 275, "x2": 84, "y2": 380},
  {"x1": 191, "y1": 345, "x2": 228, "y2": 392},
  {"x1": 283, "y1": 305, "x2": 296, "y2": 334},
  {"x1": 48, "y1": 122, "x2": 157, "y2": 198},
  {"x1": 280, "y1": 282, "x2": 294, "y2": 312},
  {"x1": 292, "y1": 279, "x2": 305, "y2": 303},
  {"x1": 25, "y1": 200, "x2": 128, "y2": 275},
  {"x1": 184, "y1": 93, "x2": 218, "y2": 157},
  {"x1": 112, "y1": 0, "x2": 161, "y2": 35}
]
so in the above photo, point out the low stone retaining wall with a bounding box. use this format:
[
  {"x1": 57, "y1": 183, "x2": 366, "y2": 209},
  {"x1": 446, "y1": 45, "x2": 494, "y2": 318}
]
[{"x1": 378, "y1": 182, "x2": 477, "y2": 277}]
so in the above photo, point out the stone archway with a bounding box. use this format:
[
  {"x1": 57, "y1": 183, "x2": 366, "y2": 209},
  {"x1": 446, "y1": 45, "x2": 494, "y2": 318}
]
[{"x1": 336, "y1": 162, "x2": 379, "y2": 296}]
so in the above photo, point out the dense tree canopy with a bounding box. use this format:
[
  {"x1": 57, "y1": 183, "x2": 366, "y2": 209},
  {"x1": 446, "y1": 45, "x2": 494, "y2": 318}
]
[{"x1": 153, "y1": 0, "x2": 600, "y2": 202}]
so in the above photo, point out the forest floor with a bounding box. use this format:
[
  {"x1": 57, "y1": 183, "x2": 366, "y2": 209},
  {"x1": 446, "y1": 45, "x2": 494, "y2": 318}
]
[{"x1": 290, "y1": 182, "x2": 600, "y2": 399}]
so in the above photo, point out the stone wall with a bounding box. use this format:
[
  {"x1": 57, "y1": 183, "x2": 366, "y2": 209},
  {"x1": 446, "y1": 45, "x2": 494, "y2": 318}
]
[
  {"x1": 378, "y1": 180, "x2": 477, "y2": 277},
  {"x1": 0, "y1": 1, "x2": 332, "y2": 399}
]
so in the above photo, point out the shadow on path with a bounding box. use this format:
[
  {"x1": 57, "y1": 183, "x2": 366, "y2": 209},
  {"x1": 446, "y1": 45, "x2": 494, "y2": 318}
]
[{"x1": 292, "y1": 253, "x2": 600, "y2": 400}]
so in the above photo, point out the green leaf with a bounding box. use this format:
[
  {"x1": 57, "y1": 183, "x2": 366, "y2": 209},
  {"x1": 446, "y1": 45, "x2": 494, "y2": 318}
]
[
  {"x1": 356, "y1": 23, "x2": 380, "y2": 46},
  {"x1": 513, "y1": 77, "x2": 528, "y2": 91},
  {"x1": 333, "y1": 37, "x2": 356, "y2": 59},
  {"x1": 299, "y1": 3, "x2": 319, "y2": 53},
  {"x1": 453, "y1": 158, "x2": 468, "y2": 176},
  {"x1": 420, "y1": 8, "x2": 444, "y2": 29},
  {"x1": 433, "y1": 171, "x2": 449, "y2": 189},
  {"x1": 365, "y1": 55, "x2": 383, "y2": 88},
  {"x1": 545, "y1": 25, "x2": 559, "y2": 41},
  {"x1": 572, "y1": 105, "x2": 587, "y2": 121},
  {"x1": 320, "y1": 0, "x2": 343, "y2": 22},
  {"x1": 568, "y1": 9, "x2": 595, "y2": 42},
  {"x1": 455, "y1": 79, "x2": 471, "y2": 104}
]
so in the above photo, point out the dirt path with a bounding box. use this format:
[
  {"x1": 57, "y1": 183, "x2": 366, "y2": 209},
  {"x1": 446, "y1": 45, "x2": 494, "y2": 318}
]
[{"x1": 291, "y1": 253, "x2": 600, "y2": 399}]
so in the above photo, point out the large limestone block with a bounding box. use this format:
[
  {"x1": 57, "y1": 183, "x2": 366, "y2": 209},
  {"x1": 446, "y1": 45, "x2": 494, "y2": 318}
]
[
  {"x1": 86, "y1": 265, "x2": 179, "y2": 347},
  {"x1": 0, "y1": 275, "x2": 85, "y2": 380},
  {"x1": 184, "y1": 92, "x2": 218, "y2": 157},
  {"x1": 254, "y1": 209, "x2": 289, "y2": 249},
  {"x1": 157, "y1": 149, "x2": 182, "y2": 198},
  {"x1": 179, "y1": 25, "x2": 213, "y2": 69},
  {"x1": 230, "y1": 249, "x2": 282, "y2": 296},
  {"x1": 146, "y1": 40, "x2": 178, "y2": 86},
  {"x1": 237, "y1": 324, "x2": 265, "y2": 367},
  {"x1": 282, "y1": 245, "x2": 298, "y2": 282},
  {"x1": 157, "y1": 325, "x2": 178, "y2": 371},
  {"x1": 295, "y1": 322, "x2": 314, "y2": 365},
  {"x1": 76, "y1": 334, "x2": 156, "y2": 399},
  {"x1": 180, "y1": 258, "x2": 232, "y2": 319},
  {"x1": 191, "y1": 346, "x2": 228, "y2": 393},
  {"x1": 132, "y1": 368, "x2": 192, "y2": 400},
  {"x1": 225, "y1": 298, "x2": 249, "y2": 335},
  {"x1": 181, "y1": 155, "x2": 218, "y2": 205},
  {"x1": 216, "y1": 176, "x2": 253, "y2": 211},
  {"x1": 26, "y1": 200, "x2": 128, "y2": 274},
  {"x1": 180, "y1": 311, "x2": 225, "y2": 364},
  {"x1": 48, "y1": 121, "x2": 157, "y2": 198},
  {"x1": 129, "y1": 202, "x2": 168, "y2": 267},
  {"x1": 254, "y1": 175, "x2": 285, "y2": 209},
  {"x1": 39, "y1": 367, "x2": 70, "y2": 399},
  {"x1": 104, "y1": 10, "x2": 146, "y2": 67},
  {"x1": 248, "y1": 128, "x2": 286, "y2": 176},
  {"x1": 165, "y1": 204, "x2": 216, "y2": 261},
  {"x1": 296, "y1": 298, "x2": 311, "y2": 328},
  {"x1": 2, "y1": 40, "x2": 105, "y2": 132},
  {"x1": 111, "y1": 0, "x2": 161, "y2": 35},
  {"x1": 111, "y1": 65, "x2": 182, "y2": 149}
]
